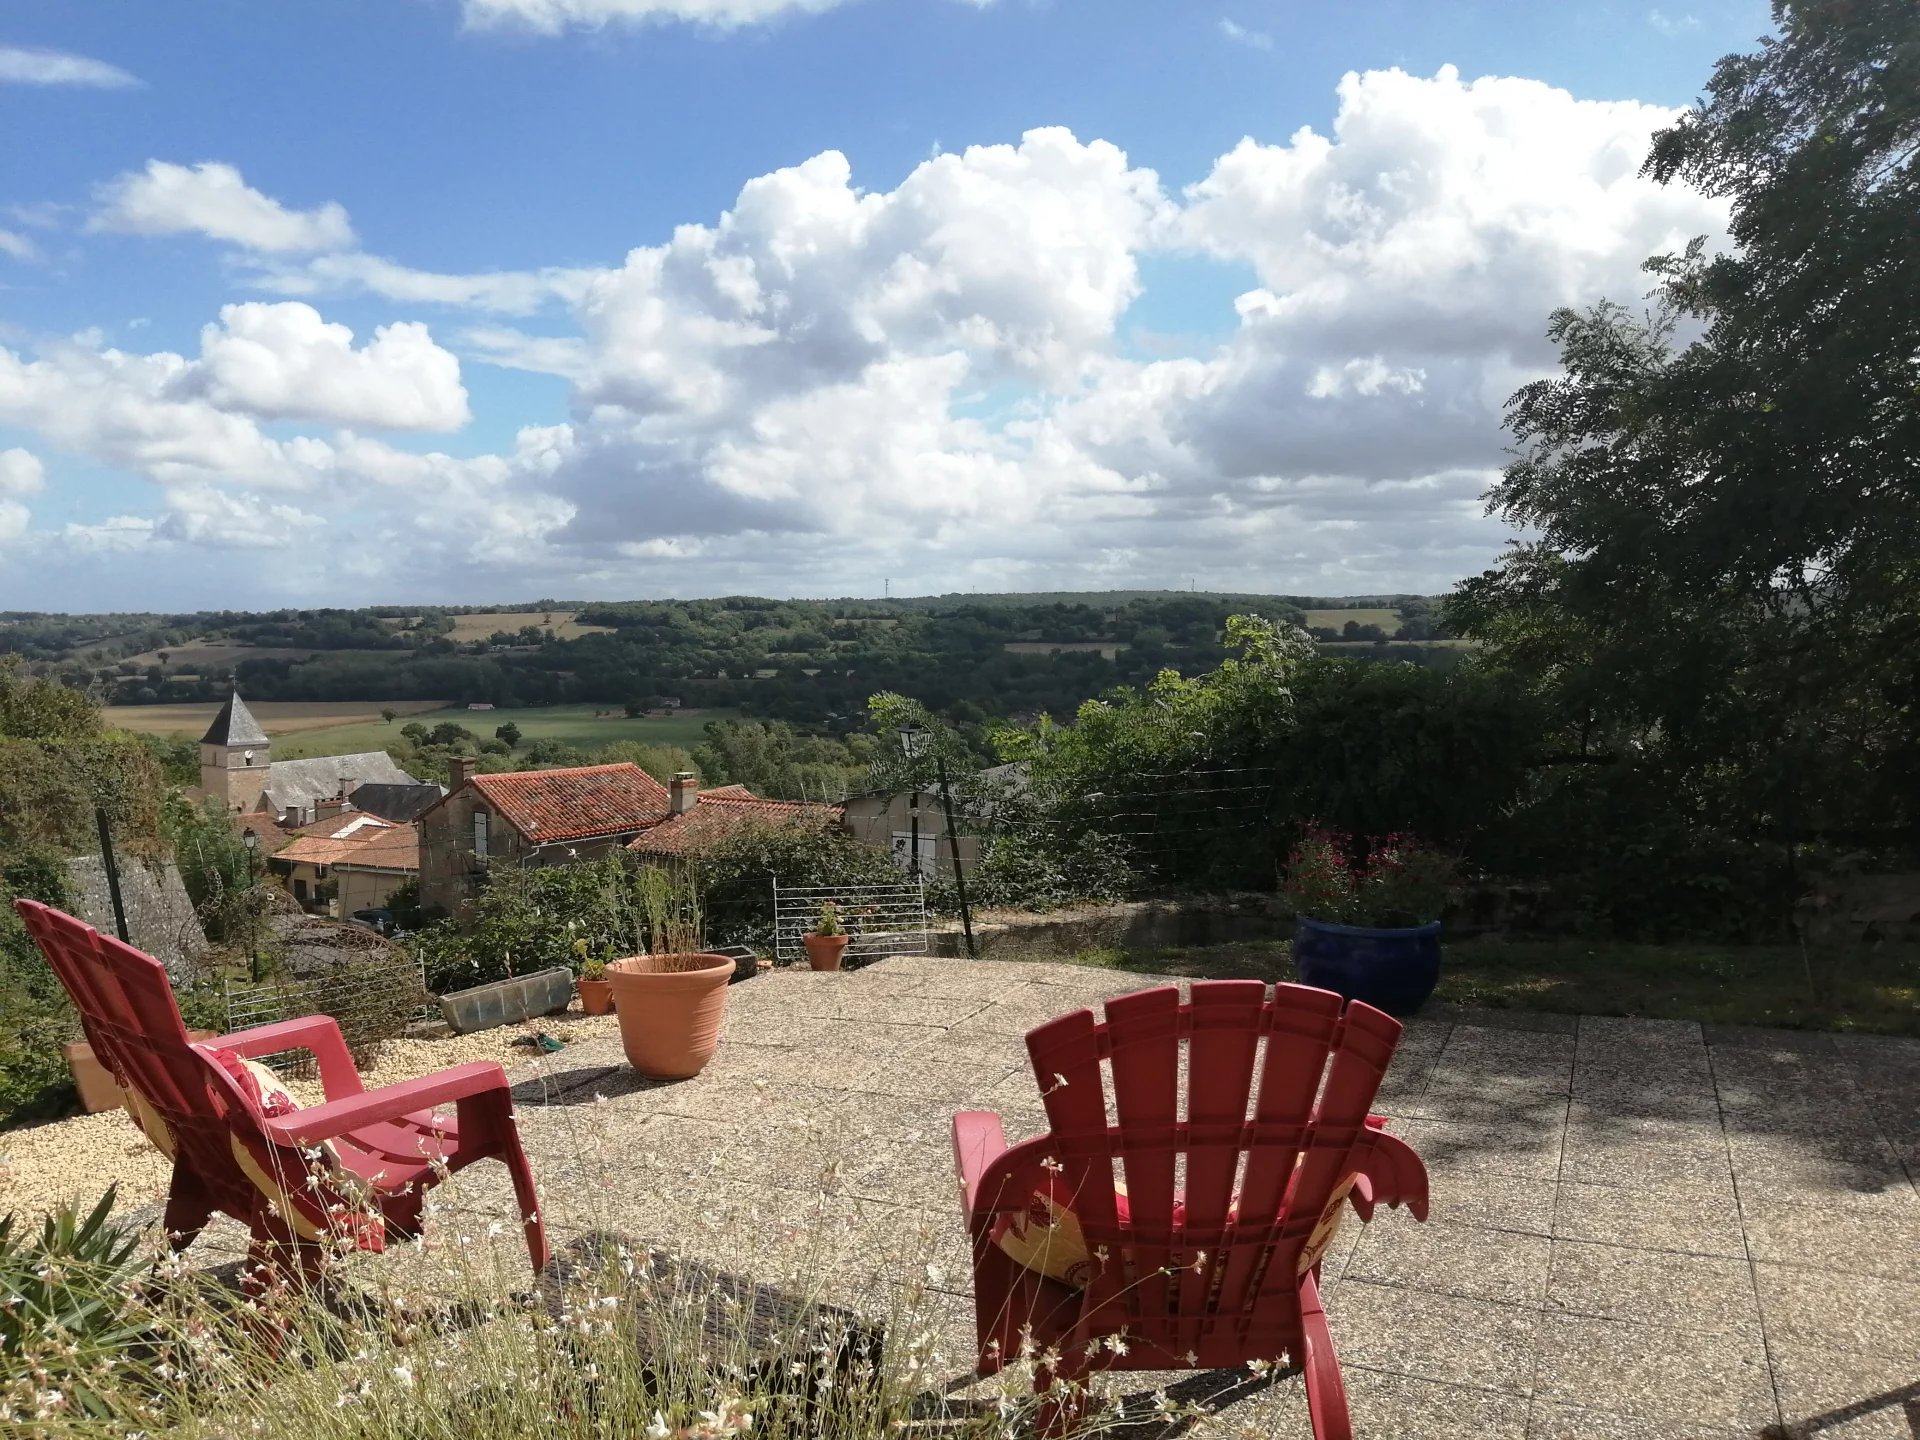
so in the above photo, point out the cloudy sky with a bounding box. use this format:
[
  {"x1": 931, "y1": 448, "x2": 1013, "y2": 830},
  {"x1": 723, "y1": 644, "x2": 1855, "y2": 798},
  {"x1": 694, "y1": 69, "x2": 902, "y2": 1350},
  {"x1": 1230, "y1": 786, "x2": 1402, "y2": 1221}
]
[{"x1": 0, "y1": 1, "x2": 1754, "y2": 611}]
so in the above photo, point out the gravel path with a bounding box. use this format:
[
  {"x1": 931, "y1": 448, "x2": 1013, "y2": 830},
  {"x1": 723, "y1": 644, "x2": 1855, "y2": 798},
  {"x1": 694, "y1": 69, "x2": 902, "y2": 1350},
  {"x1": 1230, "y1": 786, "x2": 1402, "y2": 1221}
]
[{"x1": 0, "y1": 1008, "x2": 624, "y2": 1222}]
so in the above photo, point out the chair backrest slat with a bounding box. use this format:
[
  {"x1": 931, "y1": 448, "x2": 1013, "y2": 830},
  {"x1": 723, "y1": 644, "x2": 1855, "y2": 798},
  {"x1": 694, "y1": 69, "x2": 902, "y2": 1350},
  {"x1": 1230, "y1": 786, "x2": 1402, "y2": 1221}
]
[
  {"x1": 1104, "y1": 986, "x2": 1182, "y2": 1324},
  {"x1": 1021, "y1": 980, "x2": 1402, "y2": 1348}
]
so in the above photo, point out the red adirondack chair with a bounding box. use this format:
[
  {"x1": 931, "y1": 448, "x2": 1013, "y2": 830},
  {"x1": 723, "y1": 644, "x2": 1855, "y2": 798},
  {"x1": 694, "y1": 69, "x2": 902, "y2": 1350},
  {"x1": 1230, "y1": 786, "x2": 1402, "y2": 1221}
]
[
  {"x1": 951, "y1": 981, "x2": 1430, "y2": 1439},
  {"x1": 15, "y1": 901, "x2": 548, "y2": 1282}
]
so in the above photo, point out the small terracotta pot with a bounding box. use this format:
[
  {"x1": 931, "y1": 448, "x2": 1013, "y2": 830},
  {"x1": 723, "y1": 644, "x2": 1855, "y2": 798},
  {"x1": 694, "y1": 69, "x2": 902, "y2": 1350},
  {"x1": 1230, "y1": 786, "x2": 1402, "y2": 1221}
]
[
  {"x1": 577, "y1": 977, "x2": 614, "y2": 1015},
  {"x1": 605, "y1": 953, "x2": 734, "y2": 1079},
  {"x1": 802, "y1": 933, "x2": 849, "y2": 971}
]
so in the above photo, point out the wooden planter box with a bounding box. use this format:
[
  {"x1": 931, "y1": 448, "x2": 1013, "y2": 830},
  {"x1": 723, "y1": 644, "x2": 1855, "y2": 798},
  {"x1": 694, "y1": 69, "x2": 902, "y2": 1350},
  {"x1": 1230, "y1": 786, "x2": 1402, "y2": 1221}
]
[{"x1": 438, "y1": 967, "x2": 575, "y2": 1035}]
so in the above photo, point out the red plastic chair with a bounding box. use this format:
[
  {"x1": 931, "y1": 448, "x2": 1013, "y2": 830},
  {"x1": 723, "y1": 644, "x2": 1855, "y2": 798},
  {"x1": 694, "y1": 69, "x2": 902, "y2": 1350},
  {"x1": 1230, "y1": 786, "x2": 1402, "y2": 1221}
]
[
  {"x1": 14, "y1": 901, "x2": 548, "y2": 1283},
  {"x1": 951, "y1": 981, "x2": 1430, "y2": 1439}
]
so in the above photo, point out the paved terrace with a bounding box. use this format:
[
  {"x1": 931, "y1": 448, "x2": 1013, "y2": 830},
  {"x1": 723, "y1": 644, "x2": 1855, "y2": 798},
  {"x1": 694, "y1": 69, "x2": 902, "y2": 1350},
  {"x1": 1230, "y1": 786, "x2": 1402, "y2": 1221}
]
[{"x1": 392, "y1": 959, "x2": 1917, "y2": 1438}]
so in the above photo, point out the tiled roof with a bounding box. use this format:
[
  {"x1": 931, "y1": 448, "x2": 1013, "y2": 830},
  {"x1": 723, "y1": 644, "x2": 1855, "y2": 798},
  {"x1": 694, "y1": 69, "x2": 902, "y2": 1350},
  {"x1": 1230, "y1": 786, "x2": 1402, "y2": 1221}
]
[
  {"x1": 200, "y1": 691, "x2": 269, "y2": 747},
  {"x1": 265, "y1": 753, "x2": 418, "y2": 814},
  {"x1": 467, "y1": 763, "x2": 670, "y2": 845},
  {"x1": 276, "y1": 814, "x2": 419, "y2": 872},
  {"x1": 349, "y1": 782, "x2": 446, "y2": 823},
  {"x1": 627, "y1": 791, "x2": 841, "y2": 857}
]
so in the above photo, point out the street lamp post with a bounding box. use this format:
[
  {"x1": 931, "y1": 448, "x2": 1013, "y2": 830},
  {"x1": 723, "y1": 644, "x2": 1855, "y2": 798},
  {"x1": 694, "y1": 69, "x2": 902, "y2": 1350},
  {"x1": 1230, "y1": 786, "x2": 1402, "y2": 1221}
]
[{"x1": 240, "y1": 828, "x2": 264, "y2": 983}]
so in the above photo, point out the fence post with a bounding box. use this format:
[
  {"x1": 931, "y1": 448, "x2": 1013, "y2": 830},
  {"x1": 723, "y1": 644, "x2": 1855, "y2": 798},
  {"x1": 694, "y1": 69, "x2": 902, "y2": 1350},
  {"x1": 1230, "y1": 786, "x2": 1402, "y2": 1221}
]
[
  {"x1": 934, "y1": 753, "x2": 977, "y2": 958},
  {"x1": 94, "y1": 806, "x2": 130, "y2": 944}
]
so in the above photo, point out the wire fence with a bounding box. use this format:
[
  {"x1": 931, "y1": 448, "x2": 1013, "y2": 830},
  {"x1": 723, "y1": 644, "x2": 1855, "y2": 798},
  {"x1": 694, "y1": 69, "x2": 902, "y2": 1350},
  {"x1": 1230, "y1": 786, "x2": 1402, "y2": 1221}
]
[{"x1": 223, "y1": 948, "x2": 432, "y2": 1071}]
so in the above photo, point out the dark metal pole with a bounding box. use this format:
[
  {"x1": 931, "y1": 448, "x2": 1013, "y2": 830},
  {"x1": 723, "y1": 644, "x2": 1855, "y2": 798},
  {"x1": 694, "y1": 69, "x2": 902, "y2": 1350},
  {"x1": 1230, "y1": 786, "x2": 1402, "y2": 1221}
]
[
  {"x1": 909, "y1": 791, "x2": 922, "y2": 882},
  {"x1": 934, "y1": 753, "x2": 976, "y2": 958},
  {"x1": 94, "y1": 807, "x2": 130, "y2": 943}
]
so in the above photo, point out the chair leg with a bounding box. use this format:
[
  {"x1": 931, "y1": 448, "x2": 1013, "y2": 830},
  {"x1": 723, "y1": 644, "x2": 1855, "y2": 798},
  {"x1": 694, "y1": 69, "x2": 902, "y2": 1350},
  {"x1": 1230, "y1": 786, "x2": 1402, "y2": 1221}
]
[
  {"x1": 1299, "y1": 1274, "x2": 1352, "y2": 1440},
  {"x1": 162, "y1": 1166, "x2": 213, "y2": 1253},
  {"x1": 244, "y1": 1218, "x2": 329, "y2": 1300},
  {"x1": 1035, "y1": 1355, "x2": 1091, "y2": 1439},
  {"x1": 503, "y1": 1136, "x2": 549, "y2": 1274}
]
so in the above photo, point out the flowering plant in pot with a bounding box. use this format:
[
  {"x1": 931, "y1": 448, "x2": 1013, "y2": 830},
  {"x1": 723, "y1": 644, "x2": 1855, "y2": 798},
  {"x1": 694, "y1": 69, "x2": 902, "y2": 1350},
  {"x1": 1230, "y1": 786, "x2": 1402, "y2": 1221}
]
[
  {"x1": 1284, "y1": 830, "x2": 1459, "y2": 1015},
  {"x1": 803, "y1": 900, "x2": 849, "y2": 971},
  {"x1": 605, "y1": 866, "x2": 733, "y2": 1079},
  {"x1": 573, "y1": 941, "x2": 615, "y2": 1016}
]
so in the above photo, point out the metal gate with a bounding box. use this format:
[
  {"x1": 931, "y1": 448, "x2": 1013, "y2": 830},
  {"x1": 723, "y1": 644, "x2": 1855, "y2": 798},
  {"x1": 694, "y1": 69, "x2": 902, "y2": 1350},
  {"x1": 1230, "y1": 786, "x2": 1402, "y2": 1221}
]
[{"x1": 771, "y1": 881, "x2": 930, "y2": 966}]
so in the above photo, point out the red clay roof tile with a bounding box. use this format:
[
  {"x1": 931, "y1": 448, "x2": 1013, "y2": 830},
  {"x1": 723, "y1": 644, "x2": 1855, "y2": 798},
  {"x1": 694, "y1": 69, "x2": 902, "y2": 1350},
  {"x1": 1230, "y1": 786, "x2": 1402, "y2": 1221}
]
[
  {"x1": 467, "y1": 763, "x2": 670, "y2": 845},
  {"x1": 626, "y1": 791, "x2": 841, "y2": 857}
]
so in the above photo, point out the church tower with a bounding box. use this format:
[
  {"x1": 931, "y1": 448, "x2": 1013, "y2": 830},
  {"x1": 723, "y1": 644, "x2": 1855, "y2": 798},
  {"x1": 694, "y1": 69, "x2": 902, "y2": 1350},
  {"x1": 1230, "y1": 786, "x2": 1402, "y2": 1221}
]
[{"x1": 199, "y1": 690, "x2": 271, "y2": 813}]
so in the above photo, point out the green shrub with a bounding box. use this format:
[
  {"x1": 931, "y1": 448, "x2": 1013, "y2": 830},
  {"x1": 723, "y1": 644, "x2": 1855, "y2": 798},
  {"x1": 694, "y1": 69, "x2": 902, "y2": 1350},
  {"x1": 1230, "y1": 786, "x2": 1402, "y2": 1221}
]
[{"x1": 0, "y1": 855, "x2": 83, "y2": 1125}]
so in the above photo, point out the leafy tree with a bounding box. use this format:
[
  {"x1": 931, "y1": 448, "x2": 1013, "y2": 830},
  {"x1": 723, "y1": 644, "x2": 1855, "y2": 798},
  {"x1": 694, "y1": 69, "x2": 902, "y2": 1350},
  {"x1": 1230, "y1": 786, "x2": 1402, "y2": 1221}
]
[
  {"x1": 381, "y1": 707, "x2": 397, "y2": 725},
  {"x1": 494, "y1": 720, "x2": 522, "y2": 748},
  {"x1": 400, "y1": 721, "x2": 429, "y2": 744},
  {"x1": 1448, "y1": 0, "x2": 1920, "y2": 930}
]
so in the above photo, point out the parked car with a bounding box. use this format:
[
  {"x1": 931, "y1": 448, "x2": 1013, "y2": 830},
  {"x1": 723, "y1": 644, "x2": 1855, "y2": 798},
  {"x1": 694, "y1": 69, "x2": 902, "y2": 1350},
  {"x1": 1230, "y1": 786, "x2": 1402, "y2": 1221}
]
[{"x1": 349, "y1": 907, "x2": 397, "y2": 936}]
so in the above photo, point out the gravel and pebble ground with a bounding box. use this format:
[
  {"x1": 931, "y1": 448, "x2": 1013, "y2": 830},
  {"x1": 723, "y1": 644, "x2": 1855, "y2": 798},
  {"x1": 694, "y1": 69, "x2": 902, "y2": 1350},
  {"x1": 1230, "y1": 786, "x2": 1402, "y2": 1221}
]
[{"x1": 0, "y1": 1007, "x2": 623, "y2": 1221}]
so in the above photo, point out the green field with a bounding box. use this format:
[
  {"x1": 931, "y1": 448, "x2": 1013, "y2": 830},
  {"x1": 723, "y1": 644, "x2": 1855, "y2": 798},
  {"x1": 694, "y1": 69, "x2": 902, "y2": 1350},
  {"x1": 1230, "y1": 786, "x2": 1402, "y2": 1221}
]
[
  {"x1": 1304, "y1": 607, "x2": 1402, "y2": 631},
  {"x1": 270, "y1": 704, "x2": 734, "y2": 759}
]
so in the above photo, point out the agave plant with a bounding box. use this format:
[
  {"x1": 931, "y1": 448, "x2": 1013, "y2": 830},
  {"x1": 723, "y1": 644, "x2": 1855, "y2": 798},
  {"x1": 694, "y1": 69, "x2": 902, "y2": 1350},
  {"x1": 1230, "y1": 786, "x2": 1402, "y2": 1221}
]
[{"x1": 1, "y1": 1186, "x2": 152, "y2": 1423}]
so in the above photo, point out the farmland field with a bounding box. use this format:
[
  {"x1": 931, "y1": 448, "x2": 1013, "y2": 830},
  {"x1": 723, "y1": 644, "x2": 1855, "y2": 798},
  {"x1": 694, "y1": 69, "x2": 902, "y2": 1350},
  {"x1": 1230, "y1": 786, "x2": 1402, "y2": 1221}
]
[
  {"x1": 1303, "y1": 607, "x2": 1402, "y2": 631},
  {"x1": 268, "y1": 704, "x2": 734, "y2": 759},
  {"x1": 122, "y1": 641, "x2": 403, "y2": 668},
  {"x1": 442, "y1": 610, "x2": 614, "y2": 642},
  {"x1": 103, "y1": 700, "x2": 446, "y2": 737}
]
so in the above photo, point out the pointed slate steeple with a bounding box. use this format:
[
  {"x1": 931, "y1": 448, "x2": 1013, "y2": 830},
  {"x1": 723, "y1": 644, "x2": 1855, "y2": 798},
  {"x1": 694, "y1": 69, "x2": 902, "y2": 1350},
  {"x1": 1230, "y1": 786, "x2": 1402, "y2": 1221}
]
[{"x1": 200, "y1": 690, "x2": 269, "y2": 748}]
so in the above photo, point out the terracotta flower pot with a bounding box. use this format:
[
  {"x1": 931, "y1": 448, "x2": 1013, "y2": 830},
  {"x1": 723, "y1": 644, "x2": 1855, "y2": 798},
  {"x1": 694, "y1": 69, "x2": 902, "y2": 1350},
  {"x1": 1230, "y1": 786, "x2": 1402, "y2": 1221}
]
[
  {"x1": 577, "y1": 977, "x2": 614, "y2": 1015},
  {"x1": 65, "y1": 1031, "x2": 216, "y2": 1113},
  {"x1": 802, "y1": 933, "x2": 849, "y2": 971},
  {"x1": 605, "y1": 953, "x2": 734, "y2": 1079}
]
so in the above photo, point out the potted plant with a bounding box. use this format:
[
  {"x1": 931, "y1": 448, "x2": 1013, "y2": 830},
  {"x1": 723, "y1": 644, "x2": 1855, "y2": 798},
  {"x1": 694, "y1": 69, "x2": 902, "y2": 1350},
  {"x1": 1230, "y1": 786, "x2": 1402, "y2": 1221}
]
[
  {"x1": 605, "y1": 867, "x2": 734, "y2": 1079},
  {"x1": 1284, "y1": 830, "x2": 1458, "y2": 1015},
  {"x1": 574, "y1": 941, "x2": 614, "y2": 1016},
  {"x1": 803, "y1": 900, "x2": 850, "y2": 971}
]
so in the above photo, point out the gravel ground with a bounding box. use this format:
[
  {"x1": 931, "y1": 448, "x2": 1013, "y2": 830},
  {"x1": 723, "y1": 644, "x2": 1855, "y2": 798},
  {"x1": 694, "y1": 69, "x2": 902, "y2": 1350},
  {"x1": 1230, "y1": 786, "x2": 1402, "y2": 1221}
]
[{"x1": 0, "y1": 1007, "x2": 624, "y2": 1223}]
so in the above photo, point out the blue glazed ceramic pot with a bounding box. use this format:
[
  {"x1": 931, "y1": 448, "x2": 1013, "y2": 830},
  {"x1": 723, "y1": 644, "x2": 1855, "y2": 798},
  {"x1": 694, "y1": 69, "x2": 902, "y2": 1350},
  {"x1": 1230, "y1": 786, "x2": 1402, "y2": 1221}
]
[{"x1": 1291, "y1": 916, "x2": 1442, "y2": 1015}]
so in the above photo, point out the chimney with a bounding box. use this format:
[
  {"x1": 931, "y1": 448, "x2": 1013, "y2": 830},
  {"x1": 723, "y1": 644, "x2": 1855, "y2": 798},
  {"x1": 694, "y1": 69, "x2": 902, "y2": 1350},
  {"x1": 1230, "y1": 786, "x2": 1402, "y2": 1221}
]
[
  {"x1": 449, "y1": 756, "x2": 476, "y2": 791},
  {"x1": 670, "y1": 772, "x2": 698, "y2": 816}
]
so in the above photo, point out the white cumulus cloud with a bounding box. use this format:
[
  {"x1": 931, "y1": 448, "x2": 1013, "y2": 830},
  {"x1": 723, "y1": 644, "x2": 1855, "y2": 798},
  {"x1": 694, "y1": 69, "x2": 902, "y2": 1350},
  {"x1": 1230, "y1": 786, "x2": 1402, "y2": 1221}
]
[
  {"x1": 10, "y1": 67, "x2": 1734, "y2": 605},
  {"x1": 90, "y1": 161, "x2": 356, "y2": 253},
  {"x1": 0, "y1": 46, "x2": 138, "y2": 88},
  {"x1": 0, "y1": 447, "x2": 42, "y2": 543},
  {"x1": 189, "y1": 302, "x2": 470, "y2": 431}
]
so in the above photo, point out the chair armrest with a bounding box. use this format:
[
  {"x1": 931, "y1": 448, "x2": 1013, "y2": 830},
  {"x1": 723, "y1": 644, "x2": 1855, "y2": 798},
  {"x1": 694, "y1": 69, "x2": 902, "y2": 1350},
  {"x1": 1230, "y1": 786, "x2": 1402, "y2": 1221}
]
[
  {"x1": 952, "y1": 1110, "x2": 1007, "y2": 1218},
  {"x1": 263, "y1": 1062, "x2": 509, "y2": 1148},
  {"x1": 204, "y1": 1014, "x2": 363, "y2": 1100},
  {"x1": 1350, "y1": 1122, "x2": 1430, "y2": 1223}
]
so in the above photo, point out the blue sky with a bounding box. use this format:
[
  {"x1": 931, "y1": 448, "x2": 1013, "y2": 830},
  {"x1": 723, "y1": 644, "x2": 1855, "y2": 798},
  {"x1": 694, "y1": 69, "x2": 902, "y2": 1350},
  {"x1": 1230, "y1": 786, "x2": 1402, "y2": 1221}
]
[{"x1": 0, "y1": 0, "x2": 1765, "y2": 610}]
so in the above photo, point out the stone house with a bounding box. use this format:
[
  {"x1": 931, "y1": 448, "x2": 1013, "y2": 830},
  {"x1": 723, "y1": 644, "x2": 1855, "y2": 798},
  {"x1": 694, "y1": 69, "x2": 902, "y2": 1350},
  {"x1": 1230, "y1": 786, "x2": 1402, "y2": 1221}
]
[
  {"x1": 416, "y1": 759, "x2": 671, "y2": 915},
  {"x1": 626, "y1": 777, "x2": 841, "y2": 860},
  {"x1": 271, "y1": 810, "x2": 419, "y2": 916}
]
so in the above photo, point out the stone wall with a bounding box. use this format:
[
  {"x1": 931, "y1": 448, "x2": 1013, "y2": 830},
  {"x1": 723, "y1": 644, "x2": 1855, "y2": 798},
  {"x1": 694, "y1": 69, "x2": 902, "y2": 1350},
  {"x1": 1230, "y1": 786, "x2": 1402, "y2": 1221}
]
[{"x1": 64, "y1": 856, "x2": 208, "y2": 977}]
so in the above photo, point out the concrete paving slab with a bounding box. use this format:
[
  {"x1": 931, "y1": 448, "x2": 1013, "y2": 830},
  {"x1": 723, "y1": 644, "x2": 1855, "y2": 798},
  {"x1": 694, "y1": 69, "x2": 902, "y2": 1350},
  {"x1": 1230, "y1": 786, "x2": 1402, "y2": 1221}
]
[
  {"x1": 1325, "y1": 1282, "x2": 1540, "y2": 1395},
  {"x1": 1544, "y1": 1239, "x2": 1763, "y2": 1338},
  {"x1": 1345, "y1": 1214, "x2": 1552, "y2": 1305},
  {"x1": 189, "y1": 959, "x2": 1920, "y2": 1440},
  {"x1": 1552, "y1": 1180, "x2": 1746, "y2": 1257},
  {"x1": 1529, "y1": 1311, "x2": 1778, "y2": 1433}
]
